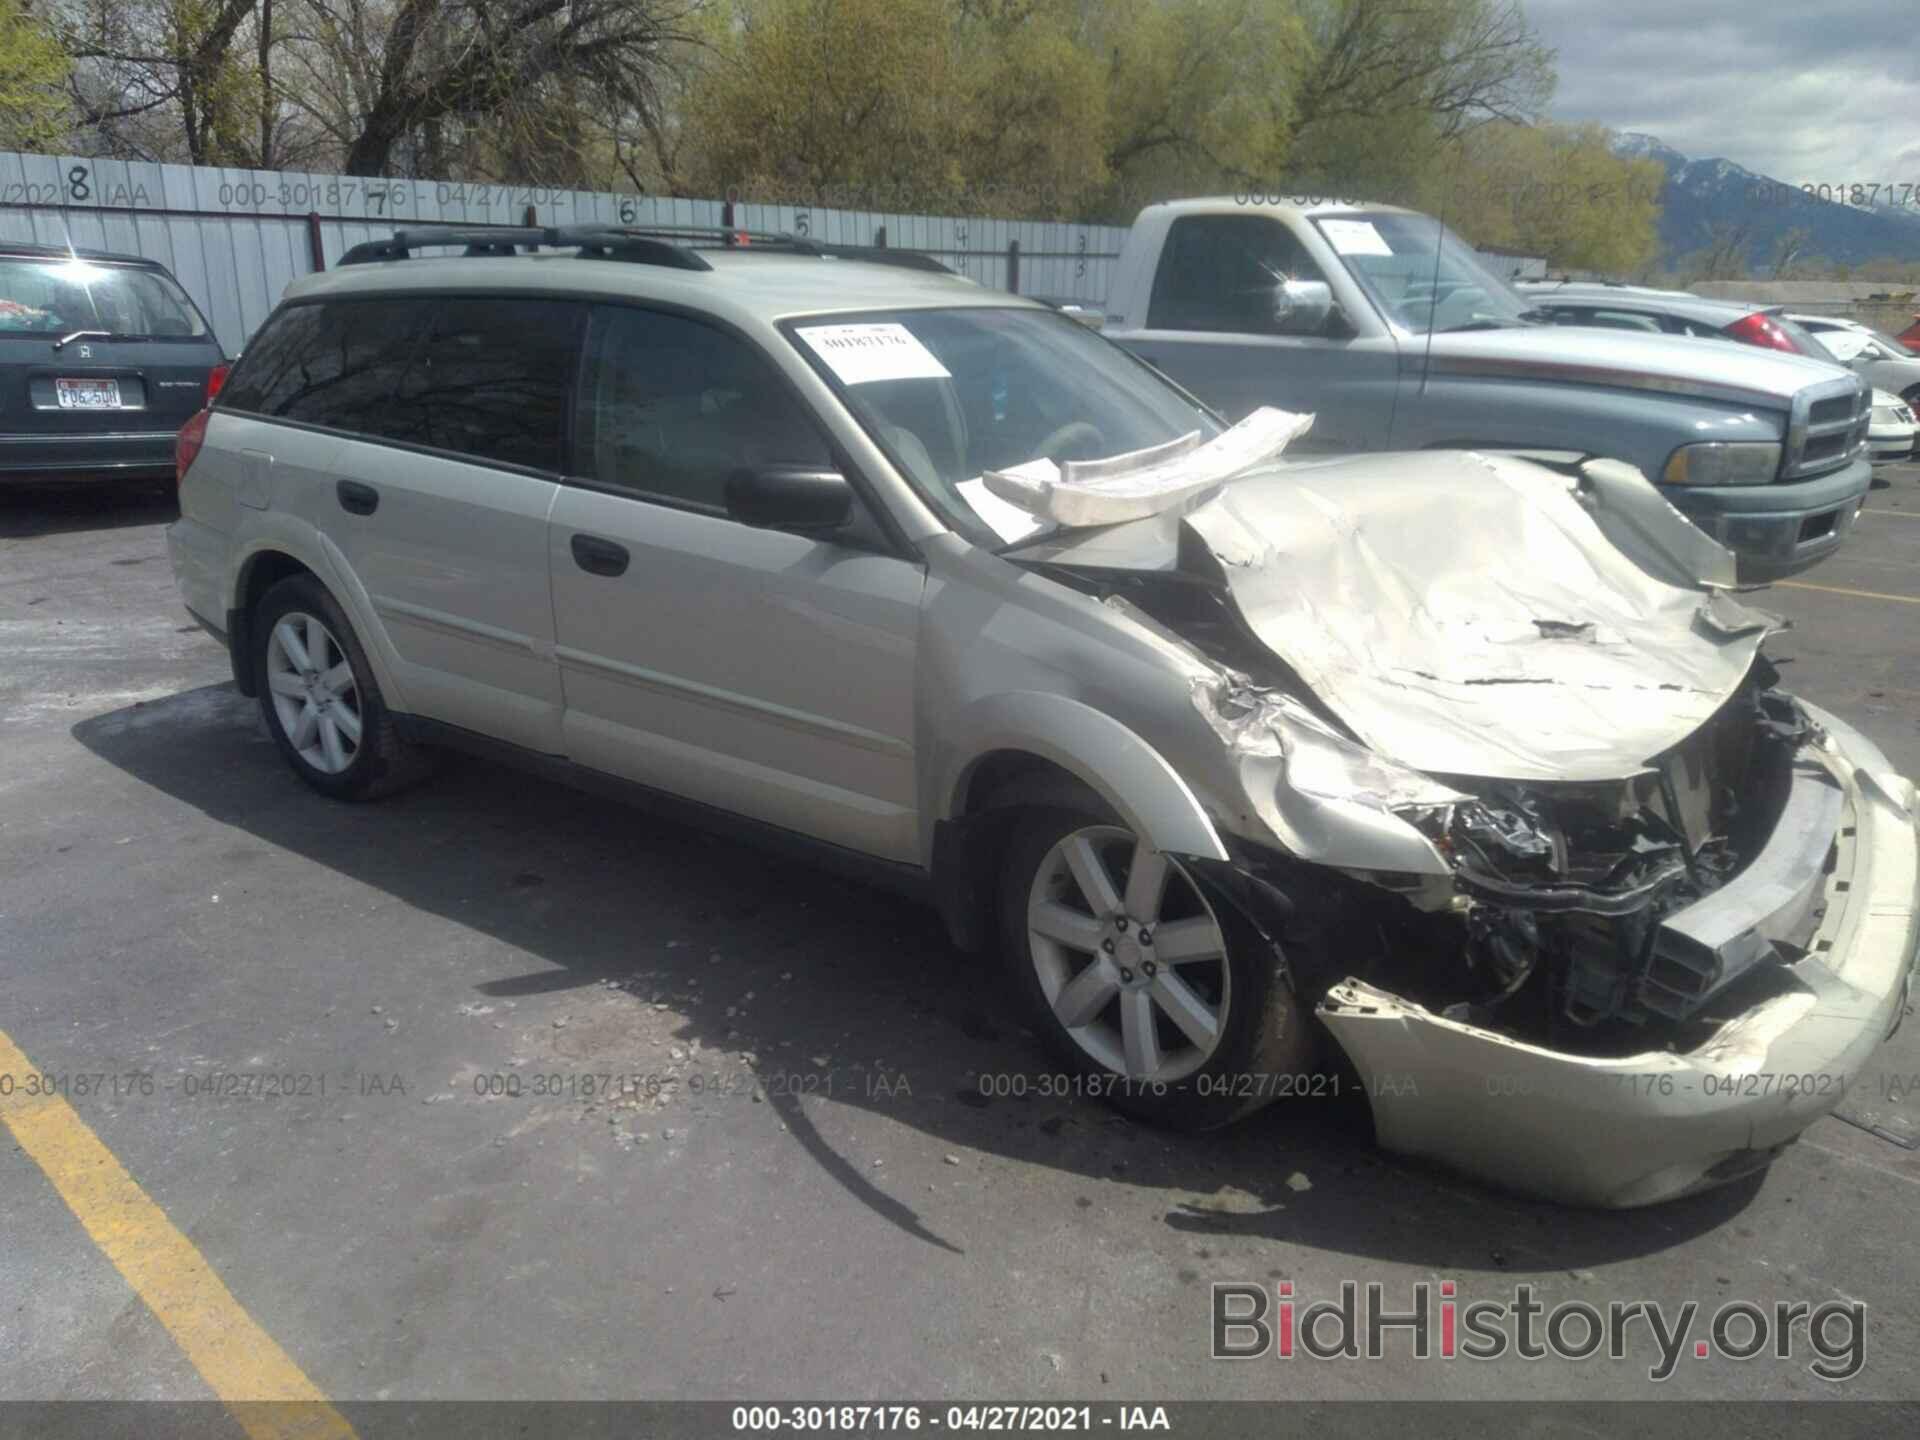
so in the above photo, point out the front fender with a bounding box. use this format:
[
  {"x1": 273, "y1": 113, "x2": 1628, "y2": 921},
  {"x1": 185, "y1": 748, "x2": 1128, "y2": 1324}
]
[
  {"x1": 924, "y1": 690, "x2": 1229, "y2": 952},
  {"x1": 930, "y1": 690, "x2": 1228, "y2": 861}
]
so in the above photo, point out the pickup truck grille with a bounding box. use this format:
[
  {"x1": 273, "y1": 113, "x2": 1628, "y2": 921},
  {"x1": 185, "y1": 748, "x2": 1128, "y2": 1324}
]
[
  {"x1": 1783, "y1": 377, "x2": 1870, "y2": 480},
  {"x1": 1809, "y1": 395, "x2": 1855, "y2": 427}
]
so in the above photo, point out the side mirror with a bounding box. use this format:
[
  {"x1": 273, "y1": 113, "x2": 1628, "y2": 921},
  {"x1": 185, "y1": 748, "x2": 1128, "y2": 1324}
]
[
  {"x1": 725, "y1": 465, "x2": 855, "y2": 532},
  {"x1": 1270, "y1": 278, "x2": 1334, "y2": 335}
]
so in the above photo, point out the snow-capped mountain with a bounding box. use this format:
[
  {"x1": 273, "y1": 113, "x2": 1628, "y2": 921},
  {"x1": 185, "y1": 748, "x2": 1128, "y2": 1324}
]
[{"x1": 1609, "y1": 132, "x2": 1920, "y2": 268}]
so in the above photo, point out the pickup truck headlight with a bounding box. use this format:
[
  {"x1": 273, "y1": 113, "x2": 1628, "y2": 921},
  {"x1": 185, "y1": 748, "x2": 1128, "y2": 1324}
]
[{"x1": 1661, "y1": 441, "x2": 1782, "y2": 486}]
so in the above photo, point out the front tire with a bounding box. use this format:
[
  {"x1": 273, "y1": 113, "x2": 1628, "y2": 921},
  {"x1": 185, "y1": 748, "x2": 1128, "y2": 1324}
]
[
  {"x1": 253, "y1": 574, "x2": 430, "y2": 800},
  {"x1": 998, "y1": 805, "x2": 1316, "y2": 1131}
]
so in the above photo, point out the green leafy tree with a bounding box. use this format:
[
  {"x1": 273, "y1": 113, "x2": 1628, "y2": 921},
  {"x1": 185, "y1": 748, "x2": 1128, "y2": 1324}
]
[
  {"x1": 1086, "y1": 0, "x2": 1302, "y2": 219},
  {"x1": 1422, "y1": 122, "x2": 1663, "y2": 274},
  {"x1": 0, "y1": 3, "x2": 71, "y2": 152},
  {"x1": 686, "y1": 0, "x2": 961, "y2": 208},
  {"x1": 949, "y1": 0, "x2": 1111, "y2": 216}
]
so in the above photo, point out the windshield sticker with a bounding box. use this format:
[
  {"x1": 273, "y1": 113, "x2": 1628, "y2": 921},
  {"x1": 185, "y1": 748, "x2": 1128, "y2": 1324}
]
[
  {"x1": 957, "y1": 476, "x2": 1044, "y2": 544},
  {"x1": 1319, "y1": 219, "x2": 1394, "y2": 257},
  {"x1": 797, "y1": 323, "x2": 951, "y2": 385}
]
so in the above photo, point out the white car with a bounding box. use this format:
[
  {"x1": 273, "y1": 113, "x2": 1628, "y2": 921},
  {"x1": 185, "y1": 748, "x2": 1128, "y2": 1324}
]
[
  {"x1": 166, "y1": 223, "x2": 1920, "y2": 1208},
  {"x1": 1787, "y1": 312, "x2": 1920, "y2": 415},
  {"x1": 1869, "y1": 388, "x2": 1918, "y2": 463}
]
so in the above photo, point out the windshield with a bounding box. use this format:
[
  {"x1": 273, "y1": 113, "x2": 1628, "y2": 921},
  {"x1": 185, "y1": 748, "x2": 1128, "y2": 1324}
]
[
  {"x1": 1801, "y1": 322, "x2": 1914, "y2": 362},
  {"x1": 786, "y1": 307, "x2": 1221, "y2": 544},
  {"x1": 1312, "y1": 211, "x2": 1535, "y2": 336},
  {"x1": 1867, "y1": 326, "x2": 1915, "y2": 358},
  {"x1": 0, "y1": 257, "x2": 209, "y2": 340}
]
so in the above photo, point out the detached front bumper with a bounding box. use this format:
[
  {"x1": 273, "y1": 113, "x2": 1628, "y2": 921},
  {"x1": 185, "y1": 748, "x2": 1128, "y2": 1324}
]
[{"x1": 1316, "y1": 703, "x2": 1920, "y2": 1208}]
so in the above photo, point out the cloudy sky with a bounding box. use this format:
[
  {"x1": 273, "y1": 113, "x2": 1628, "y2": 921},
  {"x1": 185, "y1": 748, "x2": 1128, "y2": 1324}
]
[{"x1": 1526, "y1": 0, "x2": 1920, "y2": 182}]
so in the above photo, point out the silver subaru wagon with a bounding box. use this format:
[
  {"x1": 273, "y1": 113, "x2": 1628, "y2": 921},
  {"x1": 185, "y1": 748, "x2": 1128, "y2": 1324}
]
[{"x1": 168, "y1": 225, "x2": 1920, "y2": 1208}]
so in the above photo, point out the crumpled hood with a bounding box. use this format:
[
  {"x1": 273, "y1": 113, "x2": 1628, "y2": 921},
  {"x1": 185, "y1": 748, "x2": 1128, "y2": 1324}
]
[
  {"x1": 1180, "y1": 451, "x2": 1781, "y2": 782},
  {"x1": 1425, "y1": 324, "x2": 1850, "y2": 406}
]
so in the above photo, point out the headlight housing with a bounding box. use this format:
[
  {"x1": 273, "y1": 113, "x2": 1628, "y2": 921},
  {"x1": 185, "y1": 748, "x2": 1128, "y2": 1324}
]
[{"x1": 1661, "y1": 441, "x2": 1781, "y2": 486}]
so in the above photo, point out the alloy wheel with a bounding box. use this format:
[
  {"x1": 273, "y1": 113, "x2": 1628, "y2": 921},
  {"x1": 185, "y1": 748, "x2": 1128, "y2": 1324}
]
[
  {"x1": 264, "y1": 611, "x2": 363, "y2": 776},
  {"x1": 1025, "y1": 824, "x2": 1230, "y2": 1083}
]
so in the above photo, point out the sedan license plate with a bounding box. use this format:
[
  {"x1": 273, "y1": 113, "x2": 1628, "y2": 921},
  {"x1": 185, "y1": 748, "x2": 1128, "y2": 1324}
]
[{"x1": 54, "y1": 378, "x2": 123, "y2": 409}]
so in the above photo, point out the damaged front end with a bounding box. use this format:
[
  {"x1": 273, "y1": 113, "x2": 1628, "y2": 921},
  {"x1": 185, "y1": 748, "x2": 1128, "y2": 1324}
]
[
  {"x1": 1404, "y1": 662, "x2": 1816, "y2": 1038},
  {"x1": 1013, "y1": 450, "x2": 1919, "y2": 1205},
  {"x1": 1191, "y1": 655, "x2": 1917, "y2": 1210},
  {"x1": 1187, "y1": 658, "x2": 1833, "y2": 1046}
]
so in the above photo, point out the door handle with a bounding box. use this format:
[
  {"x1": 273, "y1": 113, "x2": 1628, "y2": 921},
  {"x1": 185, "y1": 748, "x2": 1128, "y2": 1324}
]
[
  {"x1": 336, "y1": 479, "x2": 379, "y2": 515},
  {"x1": 570, "y1": 533, "x2": 630, "y2": 577}
]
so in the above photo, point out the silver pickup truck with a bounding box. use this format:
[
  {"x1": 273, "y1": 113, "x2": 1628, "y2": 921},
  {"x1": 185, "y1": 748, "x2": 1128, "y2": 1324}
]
[{"x1": 1101, "y1": 199, "x2": 1873, "y2": 580}]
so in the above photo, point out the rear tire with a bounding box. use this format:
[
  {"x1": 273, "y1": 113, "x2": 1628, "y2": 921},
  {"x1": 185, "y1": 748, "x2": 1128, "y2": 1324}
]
[
  {"x1": 996, "y1": 800, "x2": 1316, "y2": 1131},
  {"x1": 253, "y1": 574, "x2": 432, "y2": 800}
]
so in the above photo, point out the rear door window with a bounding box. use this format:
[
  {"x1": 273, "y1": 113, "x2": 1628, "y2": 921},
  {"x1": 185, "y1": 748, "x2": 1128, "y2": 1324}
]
[
  {"x1": 219, "y1": 299, "x2": 429, "y2": 435},
  {"x1": 384, "y1": 298, "x2": 585, "y2": 471},
  {"x1": 1580, "y1": 307, "x2": 1664, "y2": 334}
]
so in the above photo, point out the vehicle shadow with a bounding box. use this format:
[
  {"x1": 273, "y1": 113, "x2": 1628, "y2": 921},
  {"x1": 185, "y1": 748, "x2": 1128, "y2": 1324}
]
[
  {"x1": 73, "y1": 683, "x2": 1764, "y2": 1271},
  {"x1": 0, "y1": 484, "x2": 178, "y2": 540}
]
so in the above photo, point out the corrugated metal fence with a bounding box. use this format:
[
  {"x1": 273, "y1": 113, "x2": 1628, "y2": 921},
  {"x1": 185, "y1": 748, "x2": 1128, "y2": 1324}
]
[{"x1": 0, "y1": 150, "x2": 1127, "y2": 357}]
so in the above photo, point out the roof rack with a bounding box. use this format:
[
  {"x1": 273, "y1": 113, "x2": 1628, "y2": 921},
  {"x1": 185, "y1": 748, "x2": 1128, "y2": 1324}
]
[
  {"x1": 615, "y1": 225, "x2": 955, "y2": 274},
  {"x1": 337, "y1": 225, "x2": 713, "y2": 270},
  {"x1": 335, "y1": 222, "x2": 954, "y2": 276}
]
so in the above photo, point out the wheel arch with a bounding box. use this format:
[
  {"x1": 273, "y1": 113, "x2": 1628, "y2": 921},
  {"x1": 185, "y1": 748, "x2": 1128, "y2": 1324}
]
[
  {"x1": 926, "y1": 692, "x2": 1228, "y2": 952},
  {"x1": 225, "y1": 525, "x2": 405, "y2": 710},
  {"x1": 228, "y1": 549, "x2": 312, "y2": 695}
]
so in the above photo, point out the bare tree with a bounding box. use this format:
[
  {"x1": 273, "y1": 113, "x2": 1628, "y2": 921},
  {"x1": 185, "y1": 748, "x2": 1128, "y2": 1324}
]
[
  {"x1": 1678, "y1": 220, "x2": 1755, "y2": 283},
  {"x1": 275, "y1": 0, "x2": 697, "y2": 178},
  {"x1": 1289, "y1": 0, "x2": 1554, "y2": 145},
  {"x1": 60, "y1": 0, "x2": 264, "y2": 164},
  {"x1": 1766, "y1": 226, "x2": 1812, "y2": 281}
]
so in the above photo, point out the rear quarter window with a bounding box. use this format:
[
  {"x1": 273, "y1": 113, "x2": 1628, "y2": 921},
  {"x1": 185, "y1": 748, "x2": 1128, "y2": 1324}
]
[
  {"x1": 219, "y1": 299, "x2": 429, "y2": 432},
  {"x1": 220, "y1": 293, "x2": 585, "y2": 472}
]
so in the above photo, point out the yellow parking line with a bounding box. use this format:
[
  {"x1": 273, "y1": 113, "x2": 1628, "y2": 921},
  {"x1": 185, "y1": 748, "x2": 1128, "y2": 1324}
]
[
  {"x1": 1775, "y1": 579, "x2": 1920, "y2": 605},
  {"x1": 1862, "y1": 508, "x2": 1920, "y2": 520},
  {"x1": 0, "y1": 1029, "x2": 355, "y2": 1440}
]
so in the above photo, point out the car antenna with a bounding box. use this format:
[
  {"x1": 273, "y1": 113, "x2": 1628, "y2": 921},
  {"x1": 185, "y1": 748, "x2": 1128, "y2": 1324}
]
[{"x1": 1420, "y1": 151, "x2": 1456, "y2": 398}]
